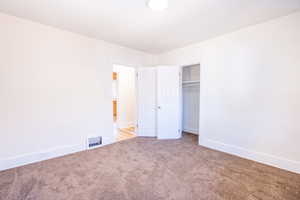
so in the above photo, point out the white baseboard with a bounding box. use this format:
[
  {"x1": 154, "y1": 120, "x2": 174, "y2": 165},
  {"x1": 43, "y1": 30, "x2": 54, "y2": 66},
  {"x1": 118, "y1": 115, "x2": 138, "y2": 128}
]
[
  {"x1": 0, "y1": 144, "x2": 85, "y2": 171},
  {"x1": 0, "y1": 136, "x2": 117, "y2": 172},
  {"x1": 200, "y1": 138, "x2": 300, "y2": 174}
]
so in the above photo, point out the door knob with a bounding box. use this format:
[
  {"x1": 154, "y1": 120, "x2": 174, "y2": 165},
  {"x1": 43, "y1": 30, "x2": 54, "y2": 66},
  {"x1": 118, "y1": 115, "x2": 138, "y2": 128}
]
[{"x1": 157, "y1": 106, "x2": 161, "y2": 109}]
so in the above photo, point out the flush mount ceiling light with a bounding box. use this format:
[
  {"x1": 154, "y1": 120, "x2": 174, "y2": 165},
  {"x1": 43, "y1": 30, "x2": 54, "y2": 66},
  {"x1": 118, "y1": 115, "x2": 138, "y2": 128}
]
[{"x1": 147, "y1": 0, "x2": 169, "y2": 11}]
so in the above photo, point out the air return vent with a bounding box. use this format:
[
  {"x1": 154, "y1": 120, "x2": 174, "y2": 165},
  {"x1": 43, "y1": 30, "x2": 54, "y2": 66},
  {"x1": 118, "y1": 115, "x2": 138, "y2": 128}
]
[{"x1": 87, "y1": 136, "x2": 102, "y2": 149}]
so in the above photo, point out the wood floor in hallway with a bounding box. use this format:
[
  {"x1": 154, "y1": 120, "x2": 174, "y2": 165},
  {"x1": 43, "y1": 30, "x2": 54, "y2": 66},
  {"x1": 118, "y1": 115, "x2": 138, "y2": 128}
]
[{"x1": 117, "y1": 127, "x2": 136, "y2": 141}]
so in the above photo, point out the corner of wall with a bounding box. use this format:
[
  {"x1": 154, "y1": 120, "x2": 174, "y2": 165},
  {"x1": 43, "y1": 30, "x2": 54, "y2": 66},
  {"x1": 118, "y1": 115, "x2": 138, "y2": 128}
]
[{"x1": 199, "y1": 138, "x2": 300, "y2": 174}]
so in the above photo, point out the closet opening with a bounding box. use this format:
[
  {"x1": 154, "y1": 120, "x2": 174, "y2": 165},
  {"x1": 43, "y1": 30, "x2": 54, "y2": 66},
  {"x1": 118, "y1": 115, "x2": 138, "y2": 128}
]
[
  {"x1": 181, "y1": 64, "x2": 200, "y2": 139},
  {"x1": 112, "y1": 64, "x2": 137, "y2": 142}
]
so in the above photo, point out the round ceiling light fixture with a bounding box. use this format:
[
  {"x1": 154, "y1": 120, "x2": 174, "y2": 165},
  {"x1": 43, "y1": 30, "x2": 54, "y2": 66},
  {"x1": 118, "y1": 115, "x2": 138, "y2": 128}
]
[{"x1": 147, "y1": 0, "x2": 169, "y2": 11}]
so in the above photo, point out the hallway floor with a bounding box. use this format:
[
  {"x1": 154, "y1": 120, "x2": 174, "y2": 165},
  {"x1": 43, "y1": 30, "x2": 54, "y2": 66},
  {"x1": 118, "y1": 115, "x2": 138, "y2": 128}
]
[{"x1": 117, "y1": 127, "x2": 136, "y2": 141}]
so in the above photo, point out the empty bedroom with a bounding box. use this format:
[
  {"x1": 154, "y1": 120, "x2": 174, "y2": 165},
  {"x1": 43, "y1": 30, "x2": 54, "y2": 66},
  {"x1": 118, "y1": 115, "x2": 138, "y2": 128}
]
[{"x1": 0, "y1": 0, "x2": 300, "y2": 199}]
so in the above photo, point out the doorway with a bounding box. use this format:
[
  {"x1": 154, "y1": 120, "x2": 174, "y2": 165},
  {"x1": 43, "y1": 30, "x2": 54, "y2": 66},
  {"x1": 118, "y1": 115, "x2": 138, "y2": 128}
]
[
  {"x1": 124, "y1": 65, "x2": 199, "y2": 141},
  {"x1": 182, "y1": 64, "x2": 200, "y2": 138},
  {"x1": 112, "y1": 64, "x2": 137, "y2": 142}
]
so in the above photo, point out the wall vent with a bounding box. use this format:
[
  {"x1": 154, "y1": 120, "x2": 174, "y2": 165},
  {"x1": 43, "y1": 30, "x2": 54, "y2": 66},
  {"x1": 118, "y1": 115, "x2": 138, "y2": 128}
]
[{"x1": 87, "y1": 136, "x2": 102, "y2": 149}]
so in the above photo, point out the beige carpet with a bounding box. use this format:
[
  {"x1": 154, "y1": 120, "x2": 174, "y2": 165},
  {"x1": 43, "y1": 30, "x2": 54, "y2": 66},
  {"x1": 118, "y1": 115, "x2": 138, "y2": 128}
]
[{"x1": 0, "y1": 134, "x2": 300, "y2": 200}]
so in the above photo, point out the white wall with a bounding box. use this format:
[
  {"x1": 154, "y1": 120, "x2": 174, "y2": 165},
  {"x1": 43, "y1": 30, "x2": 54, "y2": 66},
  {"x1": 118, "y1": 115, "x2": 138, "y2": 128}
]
[
  {"x1": 2, "y1": 9, "x2": 300, "y2": 174},
  {"x1": 114, "y1": 65, "x2": 136, "y2": 129},
  {"x1": 158, "y1": 12, "x2": 300, "y2": 174},
  {"x1": 0, "y1": 12, "x2": 153, "y2": 170}
]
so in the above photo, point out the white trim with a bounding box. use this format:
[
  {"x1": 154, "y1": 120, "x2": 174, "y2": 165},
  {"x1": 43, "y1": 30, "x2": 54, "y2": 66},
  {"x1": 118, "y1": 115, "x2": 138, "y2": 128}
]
[
  {"x1": 0, "y1": 144, "x2": 85, "y2": 171},
  {"x1": 0, "y1": 137, "x2": 116, "y2": 172},
  {"x1": 200, "y1": 138, "x2": 300, "y2": 174}
]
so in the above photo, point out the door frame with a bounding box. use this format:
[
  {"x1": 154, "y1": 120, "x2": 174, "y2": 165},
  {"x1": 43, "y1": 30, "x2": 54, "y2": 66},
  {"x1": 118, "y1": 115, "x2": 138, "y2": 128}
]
[
  {"x1": 181, "y1": 63, "x2": 201, "y2": 140},
  {"x1": 112, "y1": 64, "x2": 138, "y2": 138},
  {"x1": 181, "y1": 63, "x2": 201, "y2": 136},
  {"x1": 111, "y1": 62, "x2": 201, "y2": 141}
]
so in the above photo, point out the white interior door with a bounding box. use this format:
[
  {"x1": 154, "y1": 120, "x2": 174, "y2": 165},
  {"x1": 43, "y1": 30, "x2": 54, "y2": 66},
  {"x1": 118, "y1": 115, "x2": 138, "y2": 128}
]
[
  {"x1": 137, "y1": 68, "x2": 157, "y2": 137},
  {"x1": 157, "y1": 66, "x2": 182, "y2": 139}
]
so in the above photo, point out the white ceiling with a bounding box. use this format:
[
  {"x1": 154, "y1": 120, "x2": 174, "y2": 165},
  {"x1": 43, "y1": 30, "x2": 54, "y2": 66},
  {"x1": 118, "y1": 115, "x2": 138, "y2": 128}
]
[{"x1": 0, "y1": 0, "x2": 300, "y2": 54}]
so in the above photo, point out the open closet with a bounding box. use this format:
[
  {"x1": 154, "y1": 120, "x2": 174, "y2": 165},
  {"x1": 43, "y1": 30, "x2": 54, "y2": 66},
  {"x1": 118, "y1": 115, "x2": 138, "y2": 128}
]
[
  {"x1": 182, "y1": 64, "x2": 200, "y2": 135},
  {"x1": 136, "y1": 65, "x2": 199, "y2": 140}
]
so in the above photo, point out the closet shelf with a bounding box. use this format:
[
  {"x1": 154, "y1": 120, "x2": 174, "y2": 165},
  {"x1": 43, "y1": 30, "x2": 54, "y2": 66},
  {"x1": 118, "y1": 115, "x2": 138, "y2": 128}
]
[{"x1": 182, "y1": 80, "x2": 200, "y2": 84}]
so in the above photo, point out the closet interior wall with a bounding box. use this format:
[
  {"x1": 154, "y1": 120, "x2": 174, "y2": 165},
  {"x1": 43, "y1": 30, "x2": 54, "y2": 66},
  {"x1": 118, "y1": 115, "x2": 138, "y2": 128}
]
[{"x1": 182, "y1": 64, "x2": 200, "y2": 135}]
